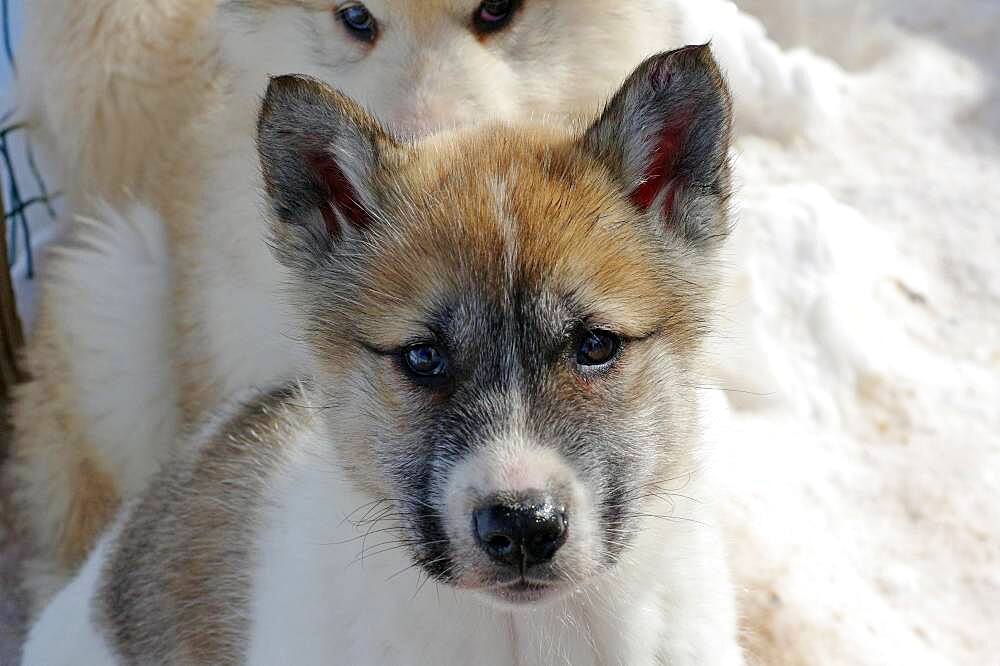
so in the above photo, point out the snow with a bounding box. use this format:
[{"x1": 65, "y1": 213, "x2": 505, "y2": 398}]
[{"x1": 681, "y1": 1, "x2": 1000, "y2": 663}]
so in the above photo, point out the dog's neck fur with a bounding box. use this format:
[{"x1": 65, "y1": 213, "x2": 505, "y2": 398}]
[
  {"x1": 84, "y1": 383, "x2": 738, "y2": 665},
  {"x1": 251, "y1": 398, "x2": 733, "y2": 665}
]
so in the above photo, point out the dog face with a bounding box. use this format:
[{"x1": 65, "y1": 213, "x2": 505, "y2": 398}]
[
  {"x1": 257, "y1": 46, "x2": 732, "y2": 606},
  {"x1": 219, "y1": 0, "x2": 679, "y2": 135}
]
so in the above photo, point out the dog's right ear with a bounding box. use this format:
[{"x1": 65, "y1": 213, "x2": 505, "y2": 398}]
[{"x1": 257, "y1": 75, "x2": 395, "y2": 264}]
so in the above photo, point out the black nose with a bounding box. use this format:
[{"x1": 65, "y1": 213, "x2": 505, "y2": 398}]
[{"x1": 473, "y1": 496, "x2": 568, "y2": 569}]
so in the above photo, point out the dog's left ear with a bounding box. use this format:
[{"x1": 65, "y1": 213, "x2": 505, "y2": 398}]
[
  {"x1": 257, "y1": 75, "x2": 397, "y2": 268},
  {"x1": 583, "y1": 45, "x2": 733, "y2": 249}
]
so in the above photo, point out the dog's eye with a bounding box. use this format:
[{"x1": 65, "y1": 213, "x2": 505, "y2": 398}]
[
  {"x1": 338, "y1": 3, "x2": 377, "y2": 43},
  {"x1": 473, "y1": 0, "x2": 520, "y2": 34},
  {"x1": 576, "y1": 330, "x2": 621, "y2": 368},
  {"x1": 403, "y1": 344, "x2": 448, "y2": 379}
]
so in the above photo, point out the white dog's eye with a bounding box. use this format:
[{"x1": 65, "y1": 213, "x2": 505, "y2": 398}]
[
  {"x1": 338, "y1": 3, "x2": 377, "y2": 43},
  {"x1": 473, "y1": 0, "x2": 521, "y2": 35}
]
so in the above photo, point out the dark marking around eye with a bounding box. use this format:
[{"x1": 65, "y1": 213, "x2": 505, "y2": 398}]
[{"x1": 400, "y1": 343, "x2": 451, "y2": 389}]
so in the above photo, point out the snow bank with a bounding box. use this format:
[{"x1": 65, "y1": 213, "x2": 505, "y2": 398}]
[{"x1": 678, "y1": 1, "x2": 1000, "y2": 663}]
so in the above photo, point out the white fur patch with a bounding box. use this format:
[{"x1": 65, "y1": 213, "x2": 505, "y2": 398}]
[
  {"x1": 447, "y1": 435, "x2": 572, "y2": 501},
  {"x1": 21, "y1": 524, "x2": 124, "y2": 665},
  {"x1": 45, "y1": 201, "x2": 179, "y2": 499}
]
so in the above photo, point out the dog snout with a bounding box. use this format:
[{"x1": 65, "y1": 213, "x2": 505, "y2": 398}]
[{"x1": 472, "y1": 494, "x2": 568, "y2": 568}]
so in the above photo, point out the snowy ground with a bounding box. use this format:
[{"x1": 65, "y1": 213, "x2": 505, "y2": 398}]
[
  {"x1": 2, "y1": 1, "x2": 998, "y2": 664},
  {"x1": 699, "y1": 1, "x2": 1000, "y2": 663}
]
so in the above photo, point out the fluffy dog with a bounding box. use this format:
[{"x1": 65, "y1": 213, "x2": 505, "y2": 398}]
[{"x1": 23, "y1": 46, "x2": 742, "y2": 665}]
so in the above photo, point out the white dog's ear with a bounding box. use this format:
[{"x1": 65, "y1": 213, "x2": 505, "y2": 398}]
[
  {"x1": 583, "y1": 45, "x2": 733, "y2": 249},
  {"x1": 257, "y1": 75, "x2": 397, "y2": 265}
]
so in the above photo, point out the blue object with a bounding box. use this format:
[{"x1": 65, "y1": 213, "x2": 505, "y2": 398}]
[{"x1": 1, "y1": 0, "x2": 62, "y2": 331}]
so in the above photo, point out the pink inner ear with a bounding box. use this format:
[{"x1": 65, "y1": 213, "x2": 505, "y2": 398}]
[
  {"x1": 308, "y1": 152, "x2": 373, "y2": 238},
  {"x1": 629, "y1": 118, "x2": 689, "y2": 222}
]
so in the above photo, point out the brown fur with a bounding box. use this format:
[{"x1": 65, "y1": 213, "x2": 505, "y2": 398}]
[
  {"x1": 60, "y1": 458, "x2": 119, "y2": 570},
  {"x1": 340, "y1": 129, "x2": 711, "y2": 351}
]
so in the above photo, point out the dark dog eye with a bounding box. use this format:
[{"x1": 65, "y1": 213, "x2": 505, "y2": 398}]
[
  {"x1": 403, "y1": 344, "x2": 448, "y2": 379},
  {"x1": 576, "y1": 330, "x2": 621, "y2": 368},
  {"x1": 473, "y1": 0, "x2": 520, "y2": 34},
  {"x1": 338, "y1": 3, "x2": 377, "y2": 43}
]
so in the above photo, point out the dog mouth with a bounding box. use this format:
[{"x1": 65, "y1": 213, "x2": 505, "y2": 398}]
[{"x1": 483, "y1": 579, "x2": 560, "y2": 605}]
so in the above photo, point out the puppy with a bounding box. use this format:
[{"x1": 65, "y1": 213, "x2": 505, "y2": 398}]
[{"x1": 23, "y1": 46, "x2": 743, "y2": 665}]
